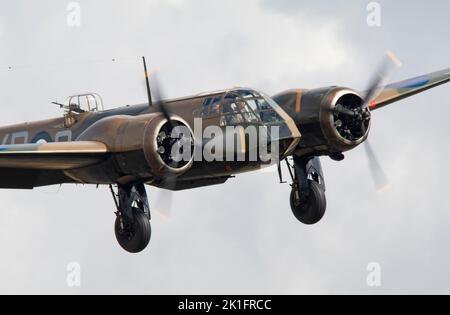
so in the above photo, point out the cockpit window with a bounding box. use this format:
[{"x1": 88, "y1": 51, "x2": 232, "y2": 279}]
[
  {"x1": 255, "y1": 98, "x2": 283, "y2": 123},
  {"x1": 196, "y1": 89, "x2": 284, "y2": 127},
  {"x1": 200, "y1": 96, "x2": 222, "y2": 117},
  {"x1": 210, "y1": 96, "x2": 222, "y2": 117},
  {"x1": 221, "y1": 102, "x2": 244, "y2": 125},
  {"x1": 220, "y1": 89, "x2": 283, "y2": 126},
  {"x1": 201, "y1": 97, "x2": 212, "y2": 116},
  {"x1": 64, "y1": 93, "x2": 104, "y2": 113}
]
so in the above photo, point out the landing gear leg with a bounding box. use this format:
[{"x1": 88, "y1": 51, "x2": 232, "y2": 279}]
[
  {"x1": 110, "y1": 183, "x2": 151, "y2": 253},
  {"x1": 287, "y1": 156, "x2": 327, "y2": 225}
]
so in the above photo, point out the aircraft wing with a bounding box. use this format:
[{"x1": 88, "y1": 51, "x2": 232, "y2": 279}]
[
  {"x1": 0, "y1": 141, "x2": 109, "y2": 170},
  {"x1": 369, "y1": 68, "x2": 450, "y2": 110}
]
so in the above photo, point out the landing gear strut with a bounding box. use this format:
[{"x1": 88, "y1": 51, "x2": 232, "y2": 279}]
[
  {"x1": 285, "y1": 156, "x2": 327, "y2": 225},
  {"x1": 110, "y1": 183, "x2": 151, "y2": 253}
]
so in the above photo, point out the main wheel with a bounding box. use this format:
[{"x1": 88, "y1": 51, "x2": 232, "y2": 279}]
[
  {"x1": 115, "y1": 207, "x2": 151, "y2": 253},
  {"x1": 290, "y1": 180, "x2": 326, "y2": 225}
]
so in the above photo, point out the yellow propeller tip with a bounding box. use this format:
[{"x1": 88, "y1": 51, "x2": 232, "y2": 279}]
[
  {"x1": 377, "y1": 184, "x2": 393, "y2": 193},
  {"x1": 155, "y1": 212, "x2": 171, "y2": 220},
  {"x1": 386, "y1": 51, "x2": 402, "y2": 68}
]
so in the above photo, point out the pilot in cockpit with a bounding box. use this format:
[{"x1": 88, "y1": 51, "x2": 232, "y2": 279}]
[{"x1": 237, "y1": 100, "x2": 259, "y2": 123}]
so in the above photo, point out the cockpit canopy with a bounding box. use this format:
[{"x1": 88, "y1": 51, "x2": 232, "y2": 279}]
[
  {"x1": 196, "y1": 88, "x2": 284, "y2": 126},
  {"x1": 64, "y1": 93, "x2": 104, "y2": 113}
]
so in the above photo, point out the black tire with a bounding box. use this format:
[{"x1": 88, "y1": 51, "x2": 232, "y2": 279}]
[
  {"x1": 115, "y1": 207, "x2": 151, "y2": 253},
  {"x1": 290, "y1": 180, "x2": 327, "y2": 225}
]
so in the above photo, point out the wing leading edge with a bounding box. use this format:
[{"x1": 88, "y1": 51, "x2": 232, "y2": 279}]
[
  {"x1": 369, "y1": 68, "x2": 450, "y2": 110},
  {"x1": 0, "y1": 141, "x2": 109, "y2": 170}
]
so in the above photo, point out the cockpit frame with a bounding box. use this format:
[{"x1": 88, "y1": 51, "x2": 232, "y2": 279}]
[
  {"x1": 195, "y1": 88, "x2": 284, "y2": 127},
  {"x1": 64, "y1": 93, "x2": 104, "y2": 114}
]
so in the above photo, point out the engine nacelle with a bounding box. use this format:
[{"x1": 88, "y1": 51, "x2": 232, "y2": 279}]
[
  {"x1": 73, "y1": 113, "x2": 194, "y2": 183},
  {"x1": 273, "y1": 87, "x2": 370, "y2": 157}
]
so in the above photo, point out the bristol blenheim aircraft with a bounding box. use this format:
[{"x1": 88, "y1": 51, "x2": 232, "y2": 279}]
[{"x1": 0, "y1": 56, "x2": 448, "y2": 253}]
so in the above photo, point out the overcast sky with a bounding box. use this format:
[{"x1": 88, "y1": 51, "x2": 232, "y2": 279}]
[{"x1": 0, "y1": 0, "x2": 449, "y2": 294}]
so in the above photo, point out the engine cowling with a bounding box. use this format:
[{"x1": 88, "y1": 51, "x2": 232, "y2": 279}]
[
  {"x1": 74, "y1": 113, "x2": 194, "y2": 183},
  {"x1": 273, "y1": 87, "x2": 370, "y2": 157},
  {"x1": 142, "y1": 116, "x2": 195, "y2": 178}
]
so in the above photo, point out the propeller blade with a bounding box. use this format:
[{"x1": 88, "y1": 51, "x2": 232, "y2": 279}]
[
  {"x1": 151, "y1": 78, "x2": 176, "y2": 218},
  {"x1": 364, "y1": 141, "x2": 391, "y2": 192},
  {"x1": 362, "y1": 51, "x2": 402, "y2": 109},
  {"x1": 142, "y1": 56, "x2": 153, "y2": 107},
  {"x1": 149, "y1": 72, "x2": 175, "y2": 128},
  {"x1": 141, "y1": 56, "x2": 174, "y2": 127},
  {"x1": 359, "y1": 52, "x2": 400, "y2": 192},
  {"x1": 154, "y1": 188, "x2": 174, "y2": 219},
  {"x1": 139, "y1": 58, "x2": 178, "y2": 218},
  {"x1": 154, "y1": 175, "x2": 180, "y2": 219}
]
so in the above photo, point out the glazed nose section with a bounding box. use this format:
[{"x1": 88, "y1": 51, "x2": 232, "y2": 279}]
[{"x1": 261, "y1": 92, "x2": 302, "y2": 158}]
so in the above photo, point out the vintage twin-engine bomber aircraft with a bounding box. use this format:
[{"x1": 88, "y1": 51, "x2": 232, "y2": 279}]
[{"x1": 0, "y1": 56, "x2": 449, "y2": 253}]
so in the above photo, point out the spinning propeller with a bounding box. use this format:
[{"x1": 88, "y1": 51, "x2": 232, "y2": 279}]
[
  {"x1": 358, "y1": 52, "x2": 402, "y2": 191},
  {"x1": 142, "y1": 56, "x2": 176, "y2": 218},
  {"x1": 326, "y1": 52, "x2": 401, "y2": 191}
]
